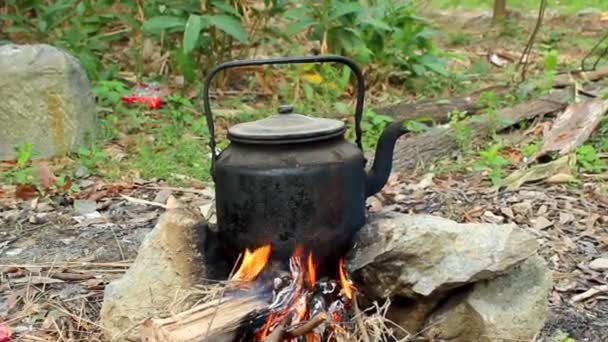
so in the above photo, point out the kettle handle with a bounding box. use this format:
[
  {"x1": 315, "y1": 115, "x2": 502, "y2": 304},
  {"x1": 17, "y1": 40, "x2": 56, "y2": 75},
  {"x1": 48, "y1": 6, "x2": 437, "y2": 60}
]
[{"x1": 202, "y1": 55, "x2": 365, "y2": 163}]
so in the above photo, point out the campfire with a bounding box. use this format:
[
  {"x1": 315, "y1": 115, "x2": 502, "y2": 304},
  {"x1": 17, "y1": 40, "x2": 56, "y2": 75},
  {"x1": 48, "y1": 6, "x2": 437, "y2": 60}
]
[{"x1": 228, "y1": 244, "x2": 356, "y2": 341}]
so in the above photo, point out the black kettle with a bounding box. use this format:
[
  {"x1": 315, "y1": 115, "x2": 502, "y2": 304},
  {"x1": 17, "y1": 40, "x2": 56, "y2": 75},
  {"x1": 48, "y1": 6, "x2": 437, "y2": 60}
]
[{"x1": 203, "y1": 56, "x2": 409, "y2": 265}]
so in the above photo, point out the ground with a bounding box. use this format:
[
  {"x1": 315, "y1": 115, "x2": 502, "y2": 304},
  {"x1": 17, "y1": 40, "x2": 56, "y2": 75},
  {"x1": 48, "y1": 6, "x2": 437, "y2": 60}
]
[{"x1": 1, "y1": 2, "x2": 608, "y2": 342}]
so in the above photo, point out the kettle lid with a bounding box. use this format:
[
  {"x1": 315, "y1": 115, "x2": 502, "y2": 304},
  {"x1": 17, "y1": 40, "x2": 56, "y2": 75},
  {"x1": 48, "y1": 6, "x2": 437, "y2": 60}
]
[{"x1": 227, "y1": 105, "x2": 346, "y2": 144}]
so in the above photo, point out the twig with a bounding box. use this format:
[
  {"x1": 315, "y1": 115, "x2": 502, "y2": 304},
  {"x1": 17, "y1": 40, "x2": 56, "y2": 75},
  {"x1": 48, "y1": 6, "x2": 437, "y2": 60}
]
[
  {"x1": 204, "y1": 252, "x2": 243, "y2": 338},
  {"x1": 110, "y1": 225, "x2": 126, "y2": 261},
  {"x1": 582, "y1": 31, "x2": 608, "y2": 71},
  {"x1": 50, "y1": 272, "x2": 96, "y2": 281},
  {"x1": 516, "y1": 0, "x2": 547, "y2": 83},
  {"x1": 352, "y1": 295, "x2": 371, "y2": 342},
  {"x1": 285, "y1": 312, "x2": 328, "y2": 338},
  {"x1": 120, "y1": 194, "x2": 167, "y2": 209},
  {"x1": 141, "y1": 185, "x2": 210, "y2": 195},
  {"x1": 51, "y1": 316, "x2": 67, "y2": 342},
  {"x1": 572, "y1": 285, "x2": 608, "y2": 302}
]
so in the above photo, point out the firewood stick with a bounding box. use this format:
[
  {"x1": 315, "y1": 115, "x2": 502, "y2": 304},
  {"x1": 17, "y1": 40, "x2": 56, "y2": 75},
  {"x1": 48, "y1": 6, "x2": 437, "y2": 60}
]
[
  {"x1": 285, "y1": 313, "x2": 328, "y2": 338},
  {"x1": 353, "y1": 294, "x2": 370, "y2": 342},
  {"x1": 264, "y1": 312, "x2": 294, "y2": 342}
]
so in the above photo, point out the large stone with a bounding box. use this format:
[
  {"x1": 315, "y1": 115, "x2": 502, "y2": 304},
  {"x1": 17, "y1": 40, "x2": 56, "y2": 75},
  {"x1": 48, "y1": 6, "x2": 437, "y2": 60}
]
[
  {"x1": 348, "y1": 211, "x2": 538, "y2": 298},
  {"x1": 425, "y1": 254, "x2": 553, "y2": 341},
  {"x1": 0, "y1": 44, "x2": 97, "y2": 159},
  {"x1": 99, "y1": 207, "x2": 208, "y2": 341}
]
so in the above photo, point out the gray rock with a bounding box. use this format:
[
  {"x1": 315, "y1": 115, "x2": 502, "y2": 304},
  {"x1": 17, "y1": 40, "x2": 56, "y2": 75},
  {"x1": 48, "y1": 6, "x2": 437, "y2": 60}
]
[
  {"x1": 348, "y1": 211, "x2": 538, "y2": 298},
  {"x1": 0, "y1": 44, "x2": 97, "y2": 159},
  {"x1": 425, "y1": 254, "x2": 552, "y2": 342},
  {"x1": 73, "y1": 199, "x2": 97, "y2": 215},
  {"x1": 99, "y1": 207, "x2": 208, "y2": 341},
  {"x1": 589, "y1": 257, "x2": 608, "y2": 271}
]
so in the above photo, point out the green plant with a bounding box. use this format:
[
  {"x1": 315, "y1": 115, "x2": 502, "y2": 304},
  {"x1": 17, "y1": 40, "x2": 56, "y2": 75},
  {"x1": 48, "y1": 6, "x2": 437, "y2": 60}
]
[
  {"x1": 447, "y1": 31, "x2": 472, "y2": 46},
  {"x1": 344, "y1": 109, "x2": 393, "y2": 151},
  {"x1": 520, "y1": 139, "x2": 542, "y2": 158},
  {"x1": 1, "y1": 143, "x2": 36, "y2": 185},
  {"x1": 576, "y1": 144, "x2": 606, "y2": 173},
  {"x1": 285, "y1": 0, "x2": 447, "y2": 78},
  {"x1": 140, "y1": 0, "x2": 283, "y2": 82},
  {"x1": 449, "y1": 110, "x2": 474, "y2": 153},
  {"x1": 93, "y1": 80, "x2": 130, "y2": 106},
  {"x1": 1, "y1": 0, "x2": 136, "y2": 80},
  {"x1": 474, "y1": 142, "x2": 511, "y2": 185},
  {"x1": 474, "y1": 91, "x2": 514, "y2": 139}
]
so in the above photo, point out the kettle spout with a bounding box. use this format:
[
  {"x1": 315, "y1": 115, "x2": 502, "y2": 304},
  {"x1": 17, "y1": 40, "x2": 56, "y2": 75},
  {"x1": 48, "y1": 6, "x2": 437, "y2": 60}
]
[{"x1": 365, "y1": 120, "x2": 409, "y2": 197}]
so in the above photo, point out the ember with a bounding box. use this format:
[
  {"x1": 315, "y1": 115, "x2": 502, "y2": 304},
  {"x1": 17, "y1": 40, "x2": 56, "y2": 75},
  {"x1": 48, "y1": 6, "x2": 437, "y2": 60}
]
[{"x1": 230, "y1": 244, "x2": 356, "y2": 341}]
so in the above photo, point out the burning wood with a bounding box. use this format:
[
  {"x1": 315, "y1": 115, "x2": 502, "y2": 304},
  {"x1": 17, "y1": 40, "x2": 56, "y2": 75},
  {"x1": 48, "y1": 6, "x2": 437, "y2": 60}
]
[{"x1": 140, "y1": 243, "x2": 360, "y2": 342}]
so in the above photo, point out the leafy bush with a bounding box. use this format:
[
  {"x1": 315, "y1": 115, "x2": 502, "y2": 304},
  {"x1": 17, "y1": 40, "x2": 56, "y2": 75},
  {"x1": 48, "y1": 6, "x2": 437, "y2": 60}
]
[
  {"x1": 1, "y1": 0, "x2": 445, "y2": 85},
  {"x1": 285, "y1": 0, "x2": 446, "y2": 78}
]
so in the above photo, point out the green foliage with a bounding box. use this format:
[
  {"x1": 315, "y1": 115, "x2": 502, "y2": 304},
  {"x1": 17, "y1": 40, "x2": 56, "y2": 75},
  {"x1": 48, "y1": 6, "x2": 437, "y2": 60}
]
[
  {"x1": 285, "y1": 0, "x2": 446, "y2": 77},
  {"x1": 474, "y1": 142, "x2": 510, "y2": 185},
  {"x1": 1, "y1": 143, "x2": 36, "y2": 185},
  {"x1": 1, "y1": 0, "x2": 136, "y2": 80},
  {"x1": 447, "y1": 31, "x2": 473, "y2": 46},
  {"x1": 449, "y1": 110, "x2": 474, "y2": 153},
  {"x1": 93, "y1": 80, "x2": 130, "y2": 106},
  {"x1": 474, "y1": 91, "x2": 514, "y2": 139},
  {"x1": 520, "y1": 139, "x2": 542, "y2": 158},
  {"x1": 576, "y1": 144, "x2": 606, "y2": 174},
  {"x1": 355, "y1": 109, "x2": 394, "y2": 151},
  {"x1": 2, "y1": 0, "x2": 445, "y2": 85}
]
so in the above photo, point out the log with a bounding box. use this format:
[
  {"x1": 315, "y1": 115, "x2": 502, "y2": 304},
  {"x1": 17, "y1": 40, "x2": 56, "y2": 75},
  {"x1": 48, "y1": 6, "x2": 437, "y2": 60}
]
[
  {"x1": 375, "y1": 95, "x2": 482, "y2": 123},
  {"x1": 553, "y1": 66, "x2": 608, "y2": 87},
  {"x1": 376, "y1": 66, "x2": 608, "y2": 124},
  {"x1": 387, "y1": 88, "x2": 573, "y2": 172},
  {"x1": 140, "y1": 295, "x2": 268, "y2": 342}
]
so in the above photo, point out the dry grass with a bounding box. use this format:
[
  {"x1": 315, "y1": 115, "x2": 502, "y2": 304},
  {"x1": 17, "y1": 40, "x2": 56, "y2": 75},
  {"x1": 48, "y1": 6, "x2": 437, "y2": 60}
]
[
  {"x1": 2, "y1": 261, "x2": 419, "y2": 342},
  {"x1": 0, "y1": 261, "x2": 130, "y2": 341}
]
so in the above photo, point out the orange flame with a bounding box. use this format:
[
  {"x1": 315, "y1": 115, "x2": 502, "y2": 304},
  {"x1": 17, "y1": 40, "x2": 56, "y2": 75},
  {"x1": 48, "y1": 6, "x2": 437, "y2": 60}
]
[
  {"x1": 306, "y1": 252, "x2": 316, "y2": 288},
  {"x1": 338, "y1": 258, "x2": 353, "y2": 300},
  {"x1": 231, "y1": 244, "x2": 271, "y2": 282}
]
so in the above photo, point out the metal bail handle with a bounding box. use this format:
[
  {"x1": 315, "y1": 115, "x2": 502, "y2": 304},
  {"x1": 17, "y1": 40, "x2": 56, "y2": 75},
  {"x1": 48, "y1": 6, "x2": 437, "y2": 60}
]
[{"x1": 202, "y1": 55, "x2": 366, "y2": 169}]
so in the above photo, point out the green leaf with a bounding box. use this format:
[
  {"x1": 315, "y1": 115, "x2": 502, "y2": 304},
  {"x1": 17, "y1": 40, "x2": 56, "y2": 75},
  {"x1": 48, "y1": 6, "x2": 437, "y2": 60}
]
[
  {"x1": 303, "y1": 83, "x2": 314, "y2": 102},
  {"x1": 174, "y1": 49, "x2": 196, "y2": 83},
  {"x1": 285, "y1": 18, "x2": 317, "y2": 35},
  {"x1": 114, "y1": 13, "x2": 141, "y2": 29},
  {"x1": 328, "y1": 2, "x2": 362, "y2": 21},
  {"x1": 203, "y1": 15, "x2": 248, "y2": 43},
  {"x1": 183, "y1": 15, "x2": 204, "y2": 55},
  {"x1": 142, "y1": 16, "x2": 186, "y2": 35},
  {"x1": 211, "y1": 0, "x2": 240, "y2": 16},
  {"x1": 543, "y1": 49, "x2": 558, "y2": 73},
  {"x1": 420, "y1": 55, "x2": 448, "y2": 76},
  {"x1": 361, "y1": 17, "x2": 392, "y2": 31}
]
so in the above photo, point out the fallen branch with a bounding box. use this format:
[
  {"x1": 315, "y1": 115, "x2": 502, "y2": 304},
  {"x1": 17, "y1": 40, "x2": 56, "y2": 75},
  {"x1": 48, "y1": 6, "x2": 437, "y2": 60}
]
[{"x1": 571, "y1": 285, "x2": 608, "y2": 303}]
